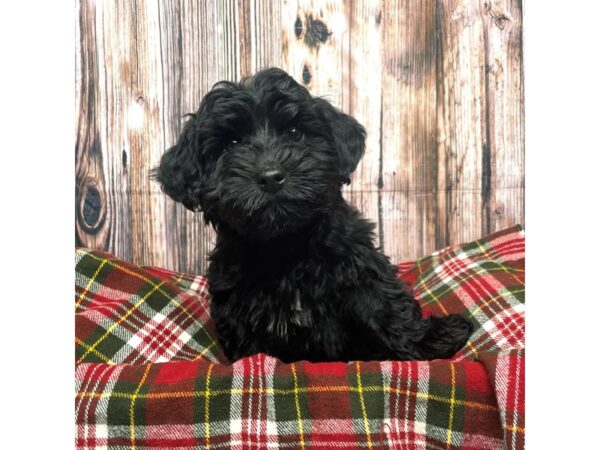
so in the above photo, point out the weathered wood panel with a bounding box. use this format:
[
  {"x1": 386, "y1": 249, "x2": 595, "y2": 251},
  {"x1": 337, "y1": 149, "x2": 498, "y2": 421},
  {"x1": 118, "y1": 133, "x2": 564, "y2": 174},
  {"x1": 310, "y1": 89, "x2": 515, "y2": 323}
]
[
  {"x1": 380, "y1": 0, "x2": 438, "y2": 262},
  {"x1": 76, "y1": 0, "x2": 524, "y2": 274},
  {"x1": 484, "y1": 0, "x2": 524, "y2": 233},
  {"x1": 76, "y1": 0, "x2": 112, "y2": 252}
]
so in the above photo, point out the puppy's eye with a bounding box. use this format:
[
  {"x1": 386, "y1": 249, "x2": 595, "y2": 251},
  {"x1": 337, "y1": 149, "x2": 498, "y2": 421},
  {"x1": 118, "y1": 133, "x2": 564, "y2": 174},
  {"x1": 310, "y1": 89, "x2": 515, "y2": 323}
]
[
  {"x1": 288, "y1": 128, "x2": 302, "y2": 141},
  {"x1": 225, "y1": 138, "x2": 238, "y2": 150}
]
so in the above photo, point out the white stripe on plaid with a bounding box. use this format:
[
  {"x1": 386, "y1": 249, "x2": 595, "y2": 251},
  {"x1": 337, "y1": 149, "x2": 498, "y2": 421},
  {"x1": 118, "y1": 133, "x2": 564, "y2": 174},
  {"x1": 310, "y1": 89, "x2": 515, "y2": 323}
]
[
  {"x1": 263, "y1": 352, "x2": 280, "y2": 447},
  {"x1": 124, "y1": 312, "x2": 193, "y2": 363},
  {"x1": 381, "y1": 361, "x2": 430, "y2": 450},
  {"x1": 494, "y1": 350, "x2": 524, "y2": 450},
  {"x1": 481, "y1": 304, "x2": 525, "y2": 350},
  {"x1": 75, "y1": 364, "x2": 125, "y2": 450}
]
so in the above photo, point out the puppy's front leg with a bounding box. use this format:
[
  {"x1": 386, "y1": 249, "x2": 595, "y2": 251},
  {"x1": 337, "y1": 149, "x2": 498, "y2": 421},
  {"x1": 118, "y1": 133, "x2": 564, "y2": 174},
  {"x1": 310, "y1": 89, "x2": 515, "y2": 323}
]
[{"x1": 212, "y1": 308, "x2": 261, "y2": 363}]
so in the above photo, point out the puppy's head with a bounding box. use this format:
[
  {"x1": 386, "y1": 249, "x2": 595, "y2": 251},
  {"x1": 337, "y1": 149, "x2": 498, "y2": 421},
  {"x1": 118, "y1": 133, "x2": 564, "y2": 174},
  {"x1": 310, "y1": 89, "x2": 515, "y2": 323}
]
[{"x1": 154, "y1": 67, "x2": 366, "y2": 239}]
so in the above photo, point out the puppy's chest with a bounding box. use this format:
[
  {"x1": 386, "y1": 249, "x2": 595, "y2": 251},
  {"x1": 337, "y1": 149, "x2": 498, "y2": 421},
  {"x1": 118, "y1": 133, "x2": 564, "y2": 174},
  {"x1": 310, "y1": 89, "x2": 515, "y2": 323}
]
[
  {"x1": 264, "y1": 289, "x2": 314, "y2": 338},
  {"x1": 209, "y1": 244, "x2": 361, "y2": 347},
  {"x1": 216, "y1": 266, "x2": 338, "y2": 340}
]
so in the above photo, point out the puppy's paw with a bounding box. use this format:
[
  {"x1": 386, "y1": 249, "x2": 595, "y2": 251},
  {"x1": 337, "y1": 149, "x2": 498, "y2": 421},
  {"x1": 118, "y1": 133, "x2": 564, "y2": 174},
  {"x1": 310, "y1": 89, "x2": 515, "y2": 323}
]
[{"x1": 418, "y1": 314, "x2": 473, "y2": 360}]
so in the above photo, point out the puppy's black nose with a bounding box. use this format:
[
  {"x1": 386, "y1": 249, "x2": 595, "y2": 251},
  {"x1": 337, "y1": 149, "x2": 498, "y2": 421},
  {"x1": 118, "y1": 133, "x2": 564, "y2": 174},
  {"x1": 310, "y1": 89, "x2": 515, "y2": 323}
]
[{"x1": 257, "y1": 168, "x2": 286, "y2": 193}]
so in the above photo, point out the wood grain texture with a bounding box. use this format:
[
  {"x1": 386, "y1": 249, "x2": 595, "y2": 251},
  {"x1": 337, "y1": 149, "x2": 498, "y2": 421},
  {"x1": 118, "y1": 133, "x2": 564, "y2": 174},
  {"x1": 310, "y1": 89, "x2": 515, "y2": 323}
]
[
  {"x1": 381, "y1": 0, "x2": 438, "y2": 262},
  {"x1": 75, "y1": 0, "x2": 524, "y2": 274},
  {"x1": 76, "y1": 0, "x2": 111, "y2": 251}
]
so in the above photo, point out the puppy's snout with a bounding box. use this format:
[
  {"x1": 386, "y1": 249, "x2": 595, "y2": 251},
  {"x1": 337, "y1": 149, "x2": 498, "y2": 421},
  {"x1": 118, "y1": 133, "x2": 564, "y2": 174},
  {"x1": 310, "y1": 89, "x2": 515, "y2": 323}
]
[{"x1": 257, "y1": 167, "x2": 286, "y2": 193}]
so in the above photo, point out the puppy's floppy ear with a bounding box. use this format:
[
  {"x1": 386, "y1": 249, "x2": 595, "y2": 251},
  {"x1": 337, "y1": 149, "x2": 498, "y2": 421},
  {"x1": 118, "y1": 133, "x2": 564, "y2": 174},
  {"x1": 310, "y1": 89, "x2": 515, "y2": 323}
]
[
  {"x1": 152, "y1": 115, "x2": 204, "y2": 211},
  {"x1": 315, "y1": 98, "x2": 366, "y2": 182},
  {"x1": 152, "y1": 85, "x2": 235, "y2": 211}
]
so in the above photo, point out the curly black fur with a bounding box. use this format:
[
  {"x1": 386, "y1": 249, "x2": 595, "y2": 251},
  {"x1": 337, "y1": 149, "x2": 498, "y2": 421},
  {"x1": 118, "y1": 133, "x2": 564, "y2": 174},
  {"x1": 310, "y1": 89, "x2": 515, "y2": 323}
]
[{"x1": 154, "y1": 68, "x2": 472, "y2": 363}]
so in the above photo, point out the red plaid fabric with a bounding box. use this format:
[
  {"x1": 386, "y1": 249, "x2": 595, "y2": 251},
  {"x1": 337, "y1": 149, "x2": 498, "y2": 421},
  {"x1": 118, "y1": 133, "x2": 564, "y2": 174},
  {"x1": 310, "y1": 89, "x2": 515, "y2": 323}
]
[{"x1": 76, "y1": 226, "x2": 525, "y2": 449}]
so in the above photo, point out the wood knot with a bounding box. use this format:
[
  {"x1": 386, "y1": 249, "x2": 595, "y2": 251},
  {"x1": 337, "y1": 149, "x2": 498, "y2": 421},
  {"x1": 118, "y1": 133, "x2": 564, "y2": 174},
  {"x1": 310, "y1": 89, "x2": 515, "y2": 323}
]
[
  {"x1": 294, "y1": 16, "x2": 303, "y2": 38},
  {"x1": 302, "y1": 63, "x2": 312, "y2": 85},
  {"x1": 304, "y1": 14, "x2": 330, "y2": 48},
  {"x1": 484, "y1": 2, "x2": 511, "y2": 30},
  {"x1": 77, "y1": 177, "x2": 106, "y2": 234}
]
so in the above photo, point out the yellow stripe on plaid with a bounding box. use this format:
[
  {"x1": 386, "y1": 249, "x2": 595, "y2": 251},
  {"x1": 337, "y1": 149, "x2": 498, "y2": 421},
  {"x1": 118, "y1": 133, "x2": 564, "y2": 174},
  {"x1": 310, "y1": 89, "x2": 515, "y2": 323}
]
[
  {"x1": 291, "y1": 364, "x2": 306, "y2": 450},
  {"x1": 130, "y1": 364, "x2": 152, "y2": 450},
  {"x1": 75, "y1": 337, "x2": 115, "y2": 364},
  {"x1": 77, "y1": 384, "x2": 498, "y2": 411},
  {"x1": 194, "y1": 342, "x2": 217, "y2": 361},
  {"x1": 417, "y1": 264, "x2": 523, "y2": 309},
  {"x1": 78, "y1": 251, "x2": 218, "y2": 357},
  {"x1": 414, "y1": 258, "x2": 449, "y2": 315},
  {"x1": 461, "y1": 288, "x2": 525, "y2": 358},
  {"x1": 468, "y1": 288, "x2": 525, "y2": 318},
  {"x1": 355, "y1": 362, "x2": 373, "y2": 450},
  {"x1": 76, "y1": 281, "x2": 167, "y2": 364},
  {"x1": 474, "y1": 239, "x2": 526, "y2": 286},
  {"x1": 504, "y1": 424, "x2": 525, "y2": 434},
  {"x1": 75, "y1": 258, "x2": 108, "y2": 311},
  {"x1": 446, "y1": 363, "x2": 457, "y2": 450},
  {"x1": 204, "y1": 364, "x2": 214, "y2": 450},
  {"x1": 465, "y1": 341, "x2": 480, "y2": 359}
]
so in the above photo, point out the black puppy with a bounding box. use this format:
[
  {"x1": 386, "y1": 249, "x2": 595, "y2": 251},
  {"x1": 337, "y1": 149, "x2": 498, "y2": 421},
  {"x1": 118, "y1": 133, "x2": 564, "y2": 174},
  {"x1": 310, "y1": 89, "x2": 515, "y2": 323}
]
[{"x1": 154, "y1": 68, "x2": 472, "y2": 363}]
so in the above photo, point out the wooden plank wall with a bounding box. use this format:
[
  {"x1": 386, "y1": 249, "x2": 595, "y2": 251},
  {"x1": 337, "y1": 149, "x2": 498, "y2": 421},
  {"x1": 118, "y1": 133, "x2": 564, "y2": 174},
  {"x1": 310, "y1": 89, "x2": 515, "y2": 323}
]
[{"x1": 76, "y1": 0, "x2": 524, "y2": 274}]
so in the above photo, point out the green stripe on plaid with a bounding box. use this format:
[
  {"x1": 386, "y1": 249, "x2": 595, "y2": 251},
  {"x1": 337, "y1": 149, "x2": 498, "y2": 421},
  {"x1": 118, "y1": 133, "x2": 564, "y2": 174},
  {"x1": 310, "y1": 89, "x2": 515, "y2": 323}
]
[
  {"x1": 75, "y1": 249, "x2": 224, "y2": 366},
  {"x1": 76, "y1": 225, "x2": 524, "y2": 449}
]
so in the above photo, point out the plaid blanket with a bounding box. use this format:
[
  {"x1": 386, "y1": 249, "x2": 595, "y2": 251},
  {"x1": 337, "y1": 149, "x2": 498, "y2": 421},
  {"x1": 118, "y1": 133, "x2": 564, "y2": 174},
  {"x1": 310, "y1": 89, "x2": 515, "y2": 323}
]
[{"x1": 75, "y1": 226, "x2": 524, "y2": 449}]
